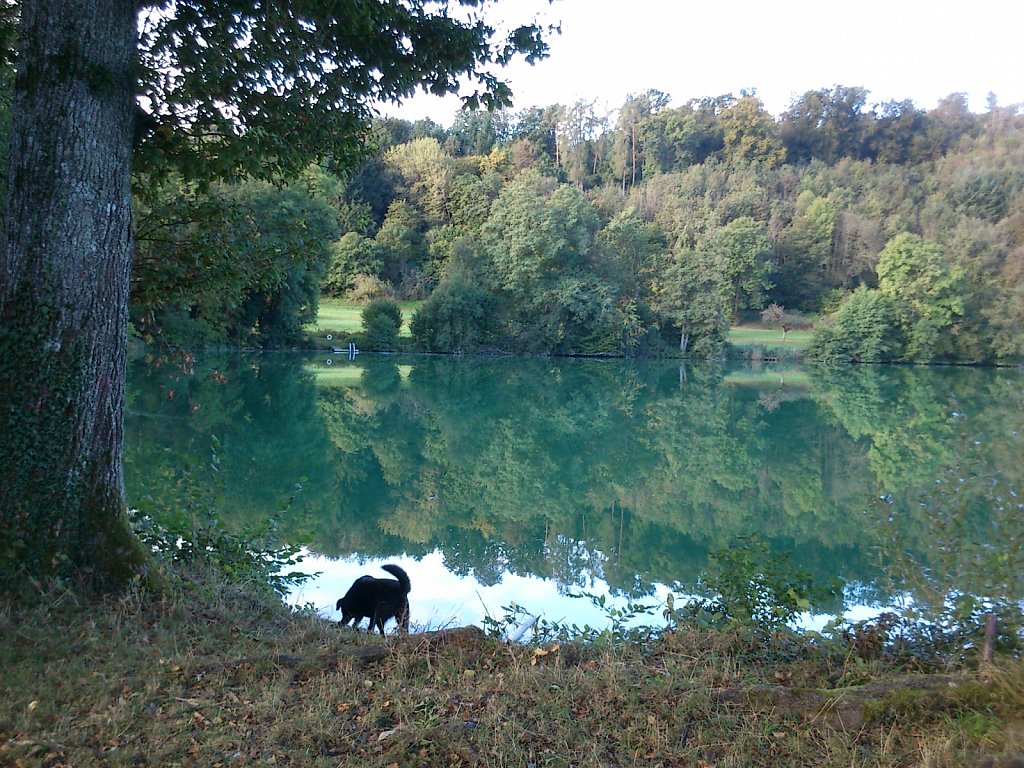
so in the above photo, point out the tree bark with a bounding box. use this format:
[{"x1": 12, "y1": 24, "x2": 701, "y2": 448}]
[
  {"x1": 630, "y1": 122, "x2": 637, "y2": 186},
  {"x1": 0, "y1": 0, "x2": 146, "y2": 590}
]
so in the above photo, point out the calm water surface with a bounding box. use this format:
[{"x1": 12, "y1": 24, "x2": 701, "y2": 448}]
[{"x1": 125, "y1": 353, "x2": 1023, "y2": 635}]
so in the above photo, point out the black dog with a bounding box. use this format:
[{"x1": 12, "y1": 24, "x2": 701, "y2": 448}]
[{"x1": 335, "y1": 564, "x2": 410, "y2": 635}]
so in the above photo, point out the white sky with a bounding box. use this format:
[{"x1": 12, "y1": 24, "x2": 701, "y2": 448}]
[{"x1": 383, "y1": 0, "x2": 1024, "y2": 125}]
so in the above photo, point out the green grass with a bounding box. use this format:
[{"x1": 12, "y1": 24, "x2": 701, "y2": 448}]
[
  {"x1": 728, "y1": 324, "x2": 813, "y2": 349},
  {"x1": 309, "y1": 299, "x2": 421, "y2": 339},
  {"x1": 310, "y1": 303, "x2": 810, "y2": 354},
  {"x1": 308, "y1": 365, "x2": 366, "y2": 386},
  {"x1": 724, "y1": 368, "x2": 811, "y2": 386},
  {"x1": 310, "y1": 363, "x2": 415, "y2": 386}
]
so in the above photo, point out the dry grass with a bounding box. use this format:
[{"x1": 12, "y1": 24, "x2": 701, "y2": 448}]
[{"x1": 2, "y1": 566, "x2": 1021, "y2": 767}]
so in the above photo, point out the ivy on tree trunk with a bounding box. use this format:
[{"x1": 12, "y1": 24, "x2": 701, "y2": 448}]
[
  {"x1": 0, "y1": 0, "x2": 549, "y2": 593},
  {"x1": 0, "y1": 0, "x2": 147, "y2": 591}
]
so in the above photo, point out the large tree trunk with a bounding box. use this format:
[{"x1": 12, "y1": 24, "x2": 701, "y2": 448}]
[{"x1": 0, "y1": 0, "x2": 146, "y2": 591}]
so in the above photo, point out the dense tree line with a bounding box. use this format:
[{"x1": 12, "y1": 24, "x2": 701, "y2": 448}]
[{"x1": 133, "y1": 85, "x2": 1024, "y2": 363}]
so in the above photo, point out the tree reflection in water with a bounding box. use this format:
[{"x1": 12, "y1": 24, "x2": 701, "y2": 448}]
[{"x1": 125, "y1": 353, "x2": 1022, "y2": 629}]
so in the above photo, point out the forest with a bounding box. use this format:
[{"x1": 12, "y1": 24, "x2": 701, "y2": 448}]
[{"x1": 128, "y1": 86, "x2": 1024, "y2": 364}]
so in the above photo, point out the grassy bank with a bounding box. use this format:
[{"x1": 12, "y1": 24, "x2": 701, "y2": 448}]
[
  {"x1": 308, "y1": 300, "x2": 812, "y2": 358},
  {"x1": 309, "y1": 299, "x2": 420, "y2": 340},
  {"x1": 2, "y1": 565, "x2": 1021, "y2": 767},
  {"x1": 727, "y1": 325, "x2": 813, "y2": 349}
]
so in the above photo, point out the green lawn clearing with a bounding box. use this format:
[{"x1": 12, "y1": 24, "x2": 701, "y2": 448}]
[
  {"x1": 310, "y1": 299, "x2": 421, "y2": 338},
  {"x1": 725, "y1": 367, "x2": 811, "y2": 386},
  {"x1": 727, "y1": 324, "x2": 813, "y2": 349},
  {"x1": 310, "y1": 302, "x2": 812, "y2": 352}
]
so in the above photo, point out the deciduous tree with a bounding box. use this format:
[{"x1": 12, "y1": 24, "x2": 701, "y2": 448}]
[
  {"x1": 656, "y1": 249, "x2": 730, "y2": 357},
  {"x1": 719, "y1": 93, "x2": 785, "y2": 167},
  {"x1": 324, "y1": 232, "x2": 385, "y2": 297},
  {"x1": 362, "y1": 298, "x2": 404, "y2": 351},
  {"x1": 410, "y1": 278, "x2": 497, "y2": 352},
  {"x1": 707, "y1": 216, "x2": 775, "y2": 322},
  {"x1": 133, "y1": 178, "x2": 339, "y2": 347},
  {"x1": 599, "y1": 208, "x2": 665, "y2": 302},
  {"x1": 876, "y1": 232, "x2": 965, "y2": 360},
  {"x1": 0, "y1": 0, "x2": 548, "y2": 591},
  {"x1": 384, "y1": 136, "x2": 454, "y2": 226},
  {"x1": 807, "y1": 285, "x2": 906, "y2": 363},
  {"x1": 376, "y1": 200, "x2": 429, "y2": 295}
]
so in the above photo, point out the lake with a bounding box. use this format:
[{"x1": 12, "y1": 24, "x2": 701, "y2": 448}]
[{"x1": 125, "y1": 352, "x2": 1023, "y2": 637}]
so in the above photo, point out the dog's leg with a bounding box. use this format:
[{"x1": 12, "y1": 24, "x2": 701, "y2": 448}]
[{"x1": 372, "y1": 608, "x2": 386, "y2": 635}]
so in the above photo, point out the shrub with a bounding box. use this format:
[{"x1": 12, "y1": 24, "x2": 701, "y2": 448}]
[
  {"x1": 807, "y1": 286, "x2": 907, "y2": 363},
  {"x1": 362, "y1": 298, "x2": 403, "y2": 351},
  {"x1": 322, "y1": 233, "x2": 384, "y2": 297},
  {"x1": 671, "y1": 537, "x2": 841, "y2": 632},
  {"x1": 346, "y1": 274, "x2": 394, "y2": 302},
  {"x1": 410, "y1": 280, "x2": 497, "y2": 352}
]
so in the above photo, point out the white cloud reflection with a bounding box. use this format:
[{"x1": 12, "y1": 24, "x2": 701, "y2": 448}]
[
  {"x1": 285, "y1": 549, "x2": 646, "y2": 638},
  {"x1": 284, "y1": 549, "x2": 886, "y2": 640}
]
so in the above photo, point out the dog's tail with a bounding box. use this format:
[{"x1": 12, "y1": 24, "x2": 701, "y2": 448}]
[{"x1": 381, "y1": 563, "x2": 411, "y2": 594}]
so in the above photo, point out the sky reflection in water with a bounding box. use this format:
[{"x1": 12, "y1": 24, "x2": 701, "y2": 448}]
[{"x1": 285, "y1": 550, "x2": 886, "y2": 639}]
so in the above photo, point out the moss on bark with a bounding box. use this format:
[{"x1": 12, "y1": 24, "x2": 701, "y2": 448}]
[{"x1": 0, "y1": 281, "x2": 148, "y2": 593}]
